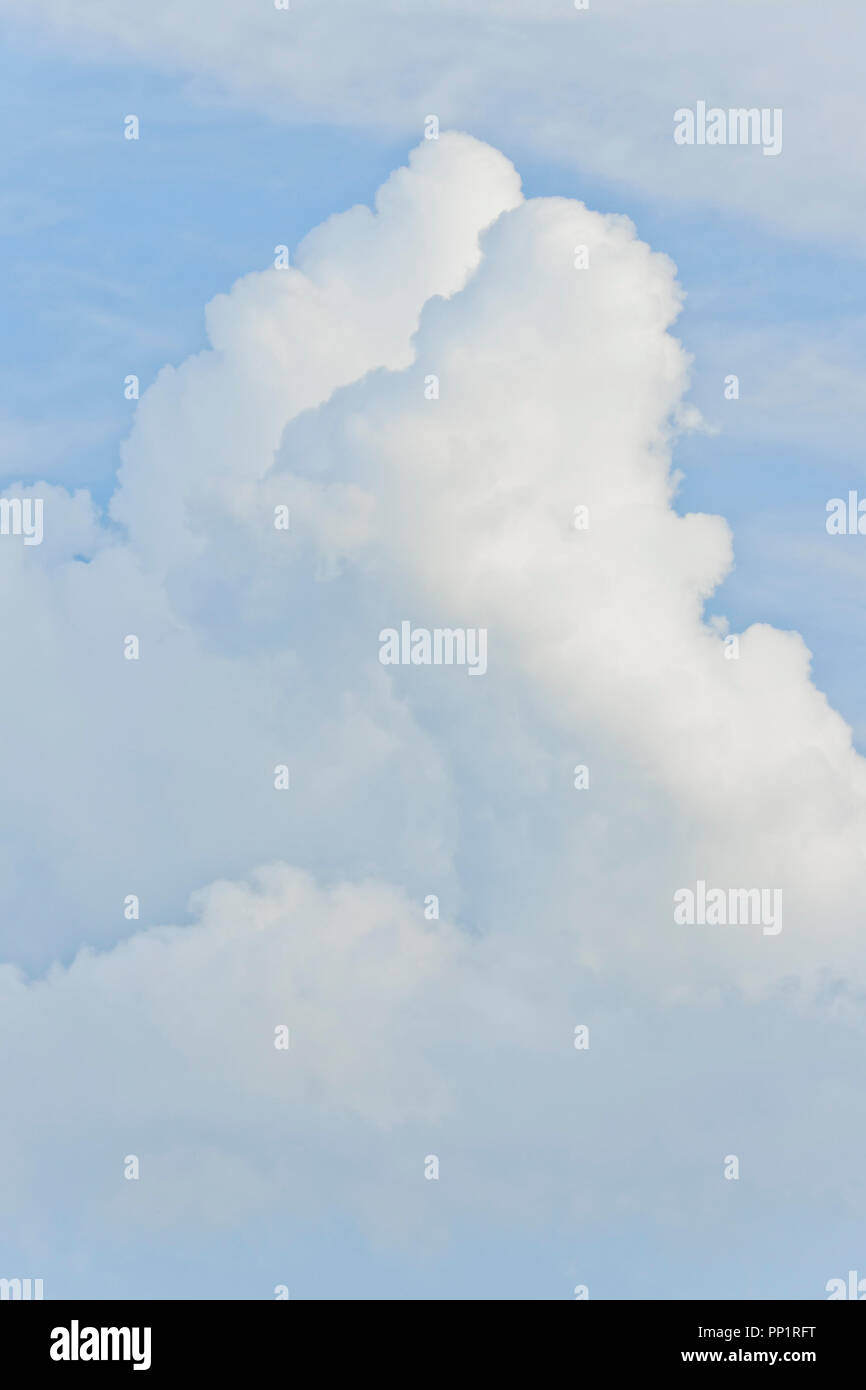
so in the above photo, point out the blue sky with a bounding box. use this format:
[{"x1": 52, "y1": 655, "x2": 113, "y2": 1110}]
[
  {"x1": 0, "y1": 39, "x2": 410, "y2": 499},
  {"x1": 1, "y1": 2, "x2": 865, "y2": 1301}
]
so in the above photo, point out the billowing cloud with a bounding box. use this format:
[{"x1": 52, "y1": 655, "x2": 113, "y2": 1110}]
[
  {"x1": 3, "y1": 134, "x2": 865, "y2": 1296},
  {"x1": 0, "y1": 134, "x2": 518, "y2": 969}
]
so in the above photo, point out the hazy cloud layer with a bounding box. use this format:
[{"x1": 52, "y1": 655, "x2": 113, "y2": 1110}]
[{"x1": 3, "y1": 0, "x2": 864, "y2": 249}]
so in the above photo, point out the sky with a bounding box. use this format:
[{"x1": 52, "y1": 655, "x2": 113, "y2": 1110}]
[{"x1": 0, "y1": 0, "x2": 865, "y2": 1300}]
